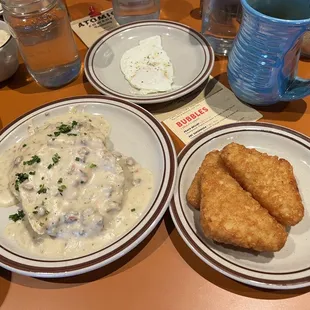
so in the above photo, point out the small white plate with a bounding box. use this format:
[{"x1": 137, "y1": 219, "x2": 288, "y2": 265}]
[
  {"x1": 0, "y1": 96, "x2": 177, "y2": 278},
  {"x1": 84, "y1": 20, "x2": 214, "y2": 105},
  {"x1": 170, "y1": 122, "x2": 310, "y2": 290}
]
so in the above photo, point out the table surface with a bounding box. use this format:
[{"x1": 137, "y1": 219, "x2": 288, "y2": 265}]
[{"x1": 1, "y1": 0, "x2": 310, "y2": 309}]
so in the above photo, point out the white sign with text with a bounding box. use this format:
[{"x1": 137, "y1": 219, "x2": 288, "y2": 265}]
[{"x1": 71, "y1": 9, "x2": 119, "y2": 48}]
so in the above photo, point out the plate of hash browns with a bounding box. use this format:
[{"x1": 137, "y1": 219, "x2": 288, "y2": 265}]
[{"x1": 170, "y1": 122, "x2": 310, "y2": 290}]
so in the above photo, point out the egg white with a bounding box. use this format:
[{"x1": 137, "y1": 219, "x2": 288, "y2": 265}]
[{"x1": 120, "y1": 35, "x2": 174, "y2": 94}]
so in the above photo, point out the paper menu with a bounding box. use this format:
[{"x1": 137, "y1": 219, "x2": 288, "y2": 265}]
[
  {"x1": 154, "y1": 78, "x2": 263, "y2": 145},
  {"x1": 71, "y1": 9, "x2": 119, "y2": 48}
]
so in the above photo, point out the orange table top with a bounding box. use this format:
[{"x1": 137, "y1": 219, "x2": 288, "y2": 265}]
[{"x1": 1, "y1": 0, "x2": 310, "y2": 309}]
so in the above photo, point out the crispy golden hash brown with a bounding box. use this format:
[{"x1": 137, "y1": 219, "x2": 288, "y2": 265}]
[
  {"x1": 186, "y1": 150, "x2": 225, "y2": 209},
  {"x1": 200, "y1": 165, "x2": 288, "y2": 252},
  {"x1": 221, "y1": 143, "x2": 304, "y2": 226}
]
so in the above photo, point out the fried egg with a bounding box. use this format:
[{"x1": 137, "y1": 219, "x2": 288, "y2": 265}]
[{"x1": 120, "y1": 36, "x2": 174, "y2": 94}]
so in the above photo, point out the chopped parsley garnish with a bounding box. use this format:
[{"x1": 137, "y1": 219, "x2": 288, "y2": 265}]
[
  {"x1": 41, "y1": 177, "x2": 44, "y2": 180},
  {"x1": 39, "y1": 222, "x2": 44, "y2": 227},
  {"x1": 37, "y1": 184, "x2": 47, "y2": 194},
  {"x1": 75, "y1": 157, "x2": 80, "y2": 162},
  {"x1": 80, "y1": 181, "x2": 85, "y2": 184},
  {"x1": 52, "y1": 153, "x2": 61, "y2": 164},
  {"x1": 29, "y1": 171, "x2": 36, "y2": 175},
  {"x1": 57, "y1": 178, "x2": 63, "y2": 184},
  {"x1": 47, "y1": 134, "x2": 53, "y2": 137},
  {"x1": 48, "y1": 153, "x2": 61, "y2": 169},
  {"x1": 9, "y1": 210, "x2": 25, "y2": 222},
  {"x1": 22, "y1": 144, "x2": 27, "y2": 147},
  {"x1": 58, "y1": 184, "x2": 67, "y2": 195},
  {"x1": 34, "y1": 206, "x2": 38, "y2": 209},
  {"x1": 15, "y1": 173, "x2": 29, "y2": 191},
  {"x1": 57, "y1": 124, "x2": 71, "y2": 133},
  {"x1": 23, "y1": 155, "x2": 41, "y2": 166},
  {"x1": 52, "y1": 121, "x2": 78, "y2": 137},
  {"x1": 89, "y1": 163, "x2": 97, "y2": 168},
  {"x1": 16, "y1": 173, "x2": 29, "y2": 183},
  {"x1": 131, "y1": 208, "x2": 136, "y2": 212},
  {"x1": 58, "y1": 184, "x2": 66, "y2": 192},
  {"x1": 33, "y1": 211, "x2": 38, "y2": 214}
]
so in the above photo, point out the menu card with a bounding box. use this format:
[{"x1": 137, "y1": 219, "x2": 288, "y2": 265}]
[
  {"x1": 153, "y1": 78, "x2": 263, "y2": 145},
  {"x1": 71, "y1": 9, "x2": 119, "y2": 48}
]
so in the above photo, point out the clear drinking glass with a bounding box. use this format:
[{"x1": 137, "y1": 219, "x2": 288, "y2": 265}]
[
  {"x1": 112, "y1": 0, "x2": 160, "y2": 25},
  {"x1": 202, "y1": 0, "x2": 241, "y2": 56},
  {"x1": 1, "y1": 0, "x2": 81, "y2": 88},
  {"x1": 199, "y1": 0, "x2": 203, "y2": 17}
]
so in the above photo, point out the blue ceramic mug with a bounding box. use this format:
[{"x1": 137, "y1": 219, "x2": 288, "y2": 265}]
[{"x1": 228, "y1": 0, "x2": 310, "y2": 106}]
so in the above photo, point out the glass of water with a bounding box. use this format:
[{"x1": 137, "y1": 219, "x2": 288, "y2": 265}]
[
  {"x1": 201, "y1": 0, "x2": 241, "y2": 56},
  {"x1": 1, "y1": 0, "x2": 81, "y2": 88}
]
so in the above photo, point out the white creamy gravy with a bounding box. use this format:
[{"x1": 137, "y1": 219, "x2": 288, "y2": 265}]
[{"x1": 0, "y1": 111, "x2": 153, "y2": 259}]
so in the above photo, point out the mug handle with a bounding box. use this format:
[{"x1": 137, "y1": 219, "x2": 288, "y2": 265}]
[
  {"x1": 281, "y1": 31, "x2": 310, "y2": 101},
  {"x1": 281, "y1": 77, "x2": 310, "y2": 101}
]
